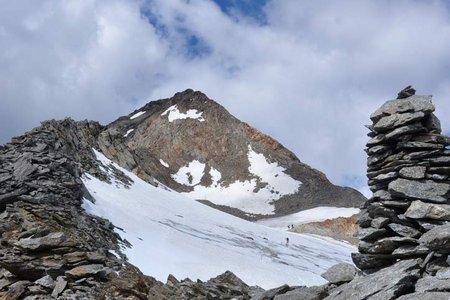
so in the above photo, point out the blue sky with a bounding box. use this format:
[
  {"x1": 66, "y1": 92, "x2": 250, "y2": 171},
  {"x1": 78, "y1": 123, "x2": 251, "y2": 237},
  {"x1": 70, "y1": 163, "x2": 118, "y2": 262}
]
[{"x1": 2, "y1": 0, "x2": 450, "y2": 196}]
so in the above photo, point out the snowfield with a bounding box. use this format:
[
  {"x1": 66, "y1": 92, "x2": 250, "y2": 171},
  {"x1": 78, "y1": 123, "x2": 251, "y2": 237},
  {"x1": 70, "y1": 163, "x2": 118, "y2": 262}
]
[{"x1": 82, "y1": 150, "x2": 356, "y2": 289}]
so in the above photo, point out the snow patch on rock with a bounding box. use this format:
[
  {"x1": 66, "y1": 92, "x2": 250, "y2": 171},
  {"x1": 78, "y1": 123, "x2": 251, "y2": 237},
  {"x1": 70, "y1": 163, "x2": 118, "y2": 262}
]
[
  {"x1": 161, "y1": 105, "x2": 205, "y2": 122},
  {"x1": 124, "y1": 129, "x2": 134, "y2": 137},
  {"x1": 171, "y1": 160, "x2": 205, "y2": 186},
  {"x1": 130, "y1": 111, "x2": 146, "y2": 120},
  {"x1": 159, "y1": 159, "x2": 169, "y2": 168}
]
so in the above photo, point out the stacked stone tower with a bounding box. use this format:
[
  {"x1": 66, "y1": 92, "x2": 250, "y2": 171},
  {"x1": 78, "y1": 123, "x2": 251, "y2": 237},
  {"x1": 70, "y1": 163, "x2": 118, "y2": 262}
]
[{"x1": 353, "y1": 88, "x2": 450, "y2": 270}]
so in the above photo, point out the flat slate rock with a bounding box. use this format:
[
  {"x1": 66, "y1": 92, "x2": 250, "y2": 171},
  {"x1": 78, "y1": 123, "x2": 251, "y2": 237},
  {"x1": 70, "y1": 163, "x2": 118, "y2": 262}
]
[
  {"x1": 419, "y1": 223, "x2": 450, "y2": 252},
  {"x1": 384, "y1": 123, "x2": 426, "y2": 141},
  {"x1": 351, "y1": 253, "x2": 396, "y2": 270},
  {"x1": 405, "y1": 200, "x2": 450, "y2": 221},
  {"x1": 399, "y1": 166, "x2": 426, "y2": 179},
  {"x1": 396, "y1": 292, "x2": 450, "y2": 300},
  {"x1": 388, "y1": 178, "x2": 450, "y2": 203},
  {"x1": 321, "y1": 263, "x2": 357, "y2": 284},
  {"x1": 370, "y1": 95, "x2": 434, "y2": 122},
  {"x1": 274, "y1": 285, "x2": 329, "y2": 300},
  {"x1": 325, "y1": 259, "x2": 421, "y2": 300},
  {"x1": 416, "y1": 277, "x2": 450, "y2": 292},
  {"x1": 14, "y1": 232, "x2": 74, "y2": 251},
  {"x1": 373, "y1": 111, "x2": 425, "y2": 133}
]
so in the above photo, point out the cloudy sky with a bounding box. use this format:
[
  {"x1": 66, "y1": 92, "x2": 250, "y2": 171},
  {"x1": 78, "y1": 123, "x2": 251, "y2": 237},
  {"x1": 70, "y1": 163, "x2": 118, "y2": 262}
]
[{"x1": 2, "y1": 0, "x2": 450, "y2": 195}]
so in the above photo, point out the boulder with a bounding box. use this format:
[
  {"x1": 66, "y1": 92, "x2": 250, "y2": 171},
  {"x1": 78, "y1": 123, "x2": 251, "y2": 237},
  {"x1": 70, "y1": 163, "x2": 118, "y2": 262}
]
[
  {"x1": 351, "y1": 253, "x2": 396, "y2": 270},
  {"x1": 388, "y1": 178, "x2": 450, "y2": 203},
  {"x1": 419, "y1": 223, "x2": 450, "y2": 252},
  {"x1": 321, "y1": 263, "x2": 357, "y2": 284},
  {"x1": 405, "y1": 201, "x2": 450, "y2": 220}
]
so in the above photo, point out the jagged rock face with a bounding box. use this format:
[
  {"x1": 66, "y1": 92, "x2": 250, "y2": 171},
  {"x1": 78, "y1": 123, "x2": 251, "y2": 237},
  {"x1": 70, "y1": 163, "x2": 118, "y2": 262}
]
[
  {"x1": 0, "y1": 119, "x2": 127, "y2": 299},
  {"x1": 99, "y1": 89, "x2": 365, "y2": 218}
]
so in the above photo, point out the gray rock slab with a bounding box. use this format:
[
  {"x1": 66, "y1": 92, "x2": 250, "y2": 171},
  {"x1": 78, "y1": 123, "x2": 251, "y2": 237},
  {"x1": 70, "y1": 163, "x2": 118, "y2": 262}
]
[
  {"x1": 325, "y1": 259, "x2": 421, "y2": 300},
  {"x1": 351, "y1": 253, "x2": 396, "y2": 270},
  {"x1": 388, "y1": 223, "x2": 421, "y2": 238},
  {"x1": 385, "y1": 123, "x2": 426, "y2": 140},
  {"x1": 13, "y1": 155, "x2": 37, "y2": 182},
  {"x1": 405, "y1": 200, "x2": 450, "y2": 221},
  {"x1": 357, "y1": 227, "x2": 389, "y2": 241},
  {"x1": 252, "y1": 284, "x2": 290, "y2": 300},
  {"x1": 51, "y1": 276, "x2": 67, "y2": 298},
  {"x1": 273, "y1": 285, "x2": 329, "y2": 300},
  {"x1": 399, "y1": 166, "x2": 426, "y2": 179},
  {"x1": 415, "y1": 276, "x2": 450, "y2": 292},
  {"x1": 419, "y1": 223, "x2": 450, "y2": 252},
  {"x1": 371, "y1": 217, "x2": 390, "y2": 229},
  {"x1": 370, "y1": 95, "x2": 434, "y2": 122},
  {"x1": 389, "y1": 178, "x2": 449, "y2": 203},
  {"x1": 396, "y1": 292, "x2": 450, "y2": 300},
  {"x1": 373, "y1": 111, "x2": 425, "y2": 132},
  {"x1": 14, "y1": 232, "x2": 74, "y2": 251},
  {"x1": 321, "y1": 263, "x2": 357, "y2": 284},
  {"x1": 436, "y1": 267, "x2": 450, "y2": 279},
  {"x1": 35, "y1": 275, "x2": 55, "y2": 289}
]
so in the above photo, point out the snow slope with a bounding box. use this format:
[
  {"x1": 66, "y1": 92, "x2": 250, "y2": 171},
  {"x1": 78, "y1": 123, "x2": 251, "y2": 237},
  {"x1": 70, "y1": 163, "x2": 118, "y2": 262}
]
[
  {"x1": 256, "y1": 207, "x2": 360, "y2": 230},
  {"x1": 173, "y1": 146, "x2": 302, "y2": 215},
  {"x1": 82, "y1": 150, "x2": 356, "y2": 289}
]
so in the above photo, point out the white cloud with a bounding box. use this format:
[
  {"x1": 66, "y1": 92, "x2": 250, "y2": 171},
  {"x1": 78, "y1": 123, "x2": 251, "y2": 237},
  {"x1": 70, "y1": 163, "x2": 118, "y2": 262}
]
[{"x1": 2, "y1": 0, "x2": 450, "y2": 193}]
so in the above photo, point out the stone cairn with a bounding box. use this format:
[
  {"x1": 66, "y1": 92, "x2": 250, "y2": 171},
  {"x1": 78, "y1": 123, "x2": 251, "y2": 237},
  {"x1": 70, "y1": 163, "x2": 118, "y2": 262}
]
[{"x1": 353, "y1": 87, "x2": 450, "y2": 270}]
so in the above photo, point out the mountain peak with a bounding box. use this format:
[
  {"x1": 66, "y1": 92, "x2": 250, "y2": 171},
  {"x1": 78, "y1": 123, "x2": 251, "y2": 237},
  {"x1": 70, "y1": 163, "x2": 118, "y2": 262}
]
[{"x1": 99, "y1": 90, "x2": 365, "y2": 219}]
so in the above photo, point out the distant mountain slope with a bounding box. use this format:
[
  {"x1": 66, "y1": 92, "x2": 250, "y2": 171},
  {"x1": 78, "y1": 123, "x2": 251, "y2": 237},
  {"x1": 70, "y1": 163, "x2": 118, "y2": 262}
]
[
  {"x1": 98, "y1": 89, "x2": 366, "y2": 219},
  {"x1": 82, "y1": 149, "x2": 355, "y2": 289}
]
